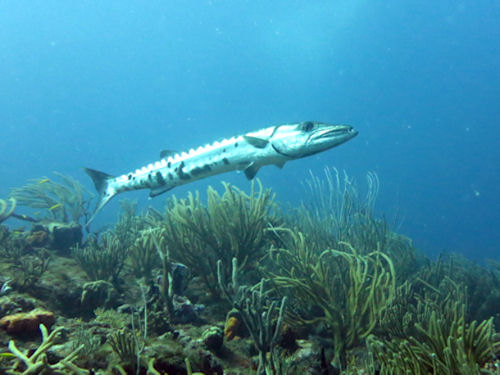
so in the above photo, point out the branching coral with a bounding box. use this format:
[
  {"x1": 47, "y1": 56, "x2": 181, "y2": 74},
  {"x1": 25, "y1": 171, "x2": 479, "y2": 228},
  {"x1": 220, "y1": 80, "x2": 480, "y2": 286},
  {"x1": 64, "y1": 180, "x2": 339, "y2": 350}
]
[
  {"x1": 218, "y1": 257, "x2": 286, "y2": 375},
  {"x1": 0, "y1": 197, "x2": 16, "y2": 223},
  {"x1": 377, "y1": 281, "x2": 418, "y2": 339},
  {"x1": 157, "y1": 180, "x2": 277, "y2": 296},
  {"x1": 108, "y1": 328, "x2": 141, "y2": 365},
  {"x1": 130, "y1": 226, "x2": 175, "y2": 316},
  {"x1": 106, "y1": 287, "x2": 148, "y2": 373},
  {"x1": 292, "y1": 167, "x2": 418, "y2": 281},
  {"x1": 0, "y1": 225, "x2": 51, "y2": 290},
  {"x1": 416, "y1": 253, "x2": 500, "y2": 324},
  {"x1": 10, "y1": 173, "x2": 94, "y2": 225},
  {"x1": 113, "y1": 199, "x2": 147, "y2": 250},
  {"x1": 11, "y1": 249, "x2": 52, "y2": 290},
  {"x1": 3, "y1": 324, "x2": 88, "y2": 375},
  {"x1": 369, "y1": 283, "x2": 500, "y2": 374},
  {"x1": 0, "y1": 226, "x2": 24, "y2": 260},
  {"x1": 268, "y1": 229, "x2": 396, "y2": 368},
  {"x1": 292, "y1": 167, "x2": 378, "y2": 250},
  {"x1": 128, "y1": 227, "x2": 162, "y2": 282},
  {"x1": 72, "y1": 232, "x2": 128, "y2": 285}
]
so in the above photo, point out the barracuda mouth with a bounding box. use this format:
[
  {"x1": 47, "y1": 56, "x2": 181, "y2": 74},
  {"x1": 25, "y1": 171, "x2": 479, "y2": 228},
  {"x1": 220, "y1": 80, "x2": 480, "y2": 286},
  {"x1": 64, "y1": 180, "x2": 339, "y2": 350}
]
[{"x1": 312, "y1": 126, "x2": 358, "y2": 141}]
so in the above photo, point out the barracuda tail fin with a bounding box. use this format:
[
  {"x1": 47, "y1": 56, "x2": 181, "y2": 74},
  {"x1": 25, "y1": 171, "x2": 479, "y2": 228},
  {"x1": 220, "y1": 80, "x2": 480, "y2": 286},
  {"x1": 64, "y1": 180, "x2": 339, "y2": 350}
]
[{"x1": 84, "y1": 167, "x2": 116, "y2": 228}]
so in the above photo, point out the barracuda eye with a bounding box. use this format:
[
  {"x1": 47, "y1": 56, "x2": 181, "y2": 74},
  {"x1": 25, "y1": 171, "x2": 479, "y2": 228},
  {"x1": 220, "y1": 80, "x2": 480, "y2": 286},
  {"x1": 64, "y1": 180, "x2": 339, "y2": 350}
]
[{"x1": 301, "y1": 121, "x2": 314, "y2": 132}]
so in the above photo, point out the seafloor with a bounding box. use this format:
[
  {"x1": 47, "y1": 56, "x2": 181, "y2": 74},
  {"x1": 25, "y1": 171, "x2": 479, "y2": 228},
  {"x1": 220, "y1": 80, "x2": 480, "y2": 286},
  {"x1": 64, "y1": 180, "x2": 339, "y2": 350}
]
[{"x1": 0, "y1": 170, "x2": 499, "y2": 375}]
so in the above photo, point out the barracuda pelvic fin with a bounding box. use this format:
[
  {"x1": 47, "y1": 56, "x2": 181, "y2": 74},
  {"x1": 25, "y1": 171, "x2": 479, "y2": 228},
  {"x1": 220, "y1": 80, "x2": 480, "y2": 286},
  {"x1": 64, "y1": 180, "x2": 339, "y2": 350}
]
[{"x1": 84, "y1": 121, "x2": 358, "y2": 227}]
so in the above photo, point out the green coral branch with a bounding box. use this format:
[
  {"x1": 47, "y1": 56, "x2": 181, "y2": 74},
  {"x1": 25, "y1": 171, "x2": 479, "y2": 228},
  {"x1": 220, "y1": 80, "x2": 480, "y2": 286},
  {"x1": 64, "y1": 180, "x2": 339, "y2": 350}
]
[
  {"x1": 268, "y1": 229, "x2": 396, "y2": 368},
  {"x1": 129, "y1": 227, "x2": 162, "y2": 282},
  {"x1": 72, "y1": 232, "x2": 128, "y2": 284},
  {"x1": 10, "y1": 173, "x2": 94, "y2": 224},
  {"x1": 369, "y1": 282, "x2": 500, "y2": 374},
  {"x1": 157, "y1": 179, "x2": 277, "y2": 296},
  {"x1": 5, "y1": 324, "x2": 88, "y2": 375},
  {"x1": 218, "y1": 257, "x2": 286, "y2": 375},
  {"x1": 294, "y1": 167, "x2": 380, "y2": 250},
  {"x1": 0, "y1": 198, "x2": 16, "y2": 223},
  {"x1": 108, "y1": 328, "x2": 139, "y2": 365}
]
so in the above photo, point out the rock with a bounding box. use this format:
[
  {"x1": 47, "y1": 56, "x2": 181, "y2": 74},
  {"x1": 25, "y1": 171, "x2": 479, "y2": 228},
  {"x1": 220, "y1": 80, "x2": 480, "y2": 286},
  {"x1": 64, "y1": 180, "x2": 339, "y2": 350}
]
[
  {"x1": 171, "y1": 263, "x2": 190, "y2": 295},
  {"x1": 50, "y1": 222, "x2": 82, "y2": 254},
  {"x1": 80, "y1": 280, "x2": 119, "y2": 313},
  {"x1": 202, "y1": 326, "x2": 224, "y2": 352},
  {"x1": 172, "y1": 296, "x2": 204, "y2": 324},
  {"x1": 31, "y1": 222, "x2": 83, "y2": 254},
  {"x1": 278, "y1": 324, "x2": 299, "y2": 351},
  {"x1": 0, "y1": 295, "x2": 36, "y2": 316},
  {"x1": 0, "y1": 308, "x2": 55, "y2": 334},
  {"x1": 290, "y1": 339, "x2": 338, "y2": 375},
  {"x1": 0, "y1": 277, "x2": 12, "y2": 295},
  {"x1": 26, "y1": 230, "x2": 49, "y2": 247},
  {"x1": 182, "y1": 332, "x2": 223, "y2": 375}
]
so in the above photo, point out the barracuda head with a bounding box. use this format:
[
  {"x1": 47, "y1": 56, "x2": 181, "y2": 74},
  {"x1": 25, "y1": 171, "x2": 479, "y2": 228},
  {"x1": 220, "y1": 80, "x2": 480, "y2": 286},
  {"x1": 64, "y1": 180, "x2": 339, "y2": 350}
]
[{"x1": 271, "y1": 121, "x2": 358, "y2": 159}]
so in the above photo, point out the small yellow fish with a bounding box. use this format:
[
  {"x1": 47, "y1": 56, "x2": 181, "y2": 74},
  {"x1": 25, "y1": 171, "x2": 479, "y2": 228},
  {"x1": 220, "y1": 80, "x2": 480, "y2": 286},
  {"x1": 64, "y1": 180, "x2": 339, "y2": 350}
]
[
  {"x1": 38, "y1": 178, "x2": 50, "y2": 184},
  {"x1": 0, "y1": 352, "x2": 16, "y2": 358},
  {"x1": 49, "y1": 203, "x2": 63, "y2": 211}
]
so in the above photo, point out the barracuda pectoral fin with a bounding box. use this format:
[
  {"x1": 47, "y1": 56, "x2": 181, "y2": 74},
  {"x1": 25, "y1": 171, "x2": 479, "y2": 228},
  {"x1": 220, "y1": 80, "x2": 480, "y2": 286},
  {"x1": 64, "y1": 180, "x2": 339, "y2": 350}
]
[
  {"x1": 149, "y1": 185, "x2": 174, "y2": 198},
  {"x1": 160, "y1": 149, "x2": 177, "y2": 159},
  {"x1": 244, "y1": 162, "x2": 261, "y2": 180},
  {"x1": 275, "y1": 160, "x2": 286, "y2": 168},
  {"x1": 244, "y1": 135, "x2": 268, "y2": 148}
]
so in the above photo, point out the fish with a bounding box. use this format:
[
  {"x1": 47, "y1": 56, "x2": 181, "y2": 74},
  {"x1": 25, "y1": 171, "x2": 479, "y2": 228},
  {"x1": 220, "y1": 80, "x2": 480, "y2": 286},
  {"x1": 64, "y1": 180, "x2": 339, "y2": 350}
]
[
  {"x1": 49, "y1": 203, "x2": 63, "y2": 211},
  {"x1": 84, "y1": 121, "x2": 358, "y2": 226}
]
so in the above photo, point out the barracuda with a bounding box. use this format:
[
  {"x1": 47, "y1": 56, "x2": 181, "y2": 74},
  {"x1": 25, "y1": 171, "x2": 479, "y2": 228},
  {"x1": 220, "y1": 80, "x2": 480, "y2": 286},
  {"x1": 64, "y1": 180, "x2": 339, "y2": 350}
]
[{"x1": 84, "y1": 121, "x2": 358, "y2": 225}]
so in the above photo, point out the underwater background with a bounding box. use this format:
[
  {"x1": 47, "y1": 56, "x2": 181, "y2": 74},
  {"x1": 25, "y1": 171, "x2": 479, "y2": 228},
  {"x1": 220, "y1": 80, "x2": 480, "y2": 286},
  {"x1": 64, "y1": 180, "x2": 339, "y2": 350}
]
[
  {"x1": 2, "y1": 1, "x2": 500, "y2": 374},
  {"x1": 1, "y1": 0, "x2": 499, "y2": 261}
]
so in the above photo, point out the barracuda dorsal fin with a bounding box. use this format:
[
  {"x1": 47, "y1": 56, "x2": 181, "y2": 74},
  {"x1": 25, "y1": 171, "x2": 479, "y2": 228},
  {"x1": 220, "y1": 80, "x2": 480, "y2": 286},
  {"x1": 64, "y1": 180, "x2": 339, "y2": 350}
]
[
  {"x1": 160, "y1": 149, "x2": 177, "y2": 159},
  {"x1": 244, "y1": 162, "x2": 260, "y2": 179},
  {"x1": 244, "y1": 135, "x2": 268, "y2": 148}
]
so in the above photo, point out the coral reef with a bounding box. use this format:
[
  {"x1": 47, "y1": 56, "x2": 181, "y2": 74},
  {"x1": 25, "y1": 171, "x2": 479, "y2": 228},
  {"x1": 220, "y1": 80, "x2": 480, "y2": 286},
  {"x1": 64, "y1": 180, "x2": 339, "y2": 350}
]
[
  {"x1": 11, "y1": 249, "x2": 52, "y2": 291},
  {"x1": 0, "y1": 171, "x2": 499, "y2": 374}
]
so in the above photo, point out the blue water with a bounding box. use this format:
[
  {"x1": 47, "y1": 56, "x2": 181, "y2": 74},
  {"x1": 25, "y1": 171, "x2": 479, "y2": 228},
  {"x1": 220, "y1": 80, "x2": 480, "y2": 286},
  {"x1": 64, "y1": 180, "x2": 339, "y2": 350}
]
[{"x1": 1, "y1": 1, "x2": 498, "y2": 260}]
